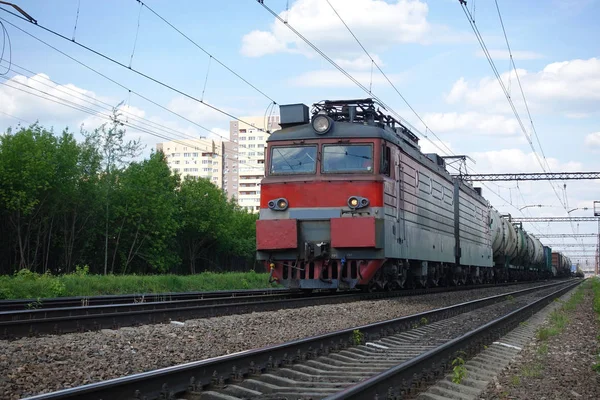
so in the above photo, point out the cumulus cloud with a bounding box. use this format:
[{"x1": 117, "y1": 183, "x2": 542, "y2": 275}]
[
  {"x1": 475, "y1": 49, "x2": 544, "y2": 60},
  {"x1": 445, "y1": 57, "x2": 600, "y2": 115},
  {"x1": 423, "y1": 112, "x2": 520, "y2": 136},
  {"x1": 241, "y1": 0, "x2": 464, "y2": 61},
  {"x1": 584, "y1": 132, "x2": 600, "y2": 148},
  {"x1": 0, "y1": 73, "x2": 235, "y2": 159},
  {"x1": 0, "y1": 73, "x2": 106, "y2": 125},
  {"x1": 470, "y1": 148, "x2": 583, "y2": 174},
  {"x1": 418, "y1": 139, "x2": 453, "y2": 156}
]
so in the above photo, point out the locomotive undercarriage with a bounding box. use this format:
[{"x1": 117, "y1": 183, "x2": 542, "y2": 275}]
[
  {"x1": 361, "y1": 259, "x2": 495, "y2": 292},
  {"x1": 268, "y1": 256, "x2": 501, "y2": 292}
]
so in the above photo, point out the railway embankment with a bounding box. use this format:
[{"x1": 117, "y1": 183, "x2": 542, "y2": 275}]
[
  {"x1": 0, "y1": 283, "x2": 559, "y2": 399},
  {"x1": 481, "y1": 277, "x2": 600, "y2": 400}
]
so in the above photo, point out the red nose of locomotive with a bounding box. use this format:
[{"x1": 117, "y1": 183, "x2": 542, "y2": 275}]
[{"x1": 255, "y1": 101, "x2": 390, "y2": 291}]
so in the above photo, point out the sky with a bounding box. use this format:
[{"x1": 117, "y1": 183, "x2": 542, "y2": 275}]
[{"x1": 0, "y1": 0, "x2": 598, "y2": 268}]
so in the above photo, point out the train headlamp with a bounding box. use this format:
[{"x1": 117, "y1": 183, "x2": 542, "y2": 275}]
[
  {"x1": 312, "y1": 115, "x2": 331, "y2": 134},
  {"x1": 268, "y1": 197, "x2": 289, "y2": 211},
  {"x1": 348, "y1": 196, "x2": 369, "y2": 210}
]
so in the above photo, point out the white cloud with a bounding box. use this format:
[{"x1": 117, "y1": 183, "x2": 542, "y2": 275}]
[
  {"x1": 475, "y1": 49, "x2": 544, "y2": 60},
  {"x1": 584, "y1": 132, "x2": 600, "y2": 148},
  {"x1": 423, "y1": 111, "x2": 520, "y2": 136},
  {"x1": 241, "y1": 0, "x2": 464, "y2": 61},
  {"x1": 289, "y1": 68, "x2": 403, "y2": 88},
  {"x1": 0, "y1": 73, "x2": 234, "y2": 158},
  {"x1": 471, "y1": 149, "x2": 583, "y2": 174},
  {"x1": 445, "y1": 57, "x2": 600, "y2": 115},
  {"x1": 418, "y1": 139, "x2": 453, "y2": 156},
  {"x1": 0, "y1": 73, "x2": 106, "y2": 124}
]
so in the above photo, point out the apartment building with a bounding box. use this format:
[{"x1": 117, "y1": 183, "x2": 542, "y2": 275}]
[
  {"x1": 157, "y1": 115, "x2": 280, "y2": 212},
  {"x1": 156, "y1": 138, "x2": 222, "y2": 187},
  {"x1": 225, "y1": 115, "x2": 281, "y2": 212}
]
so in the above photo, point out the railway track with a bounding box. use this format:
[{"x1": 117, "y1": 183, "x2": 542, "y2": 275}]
[
  {"x1": 0, "y1": 279, "x2": 569, "y2": 340},
  {"x1": 22, "y1": 279, "x2": 581, "y2": 400},
  {"x1": 0, "y1": 288, "x2": 292, "y2": 311}
]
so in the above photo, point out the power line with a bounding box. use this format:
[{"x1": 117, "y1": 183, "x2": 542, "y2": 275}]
[
  {"x1": 0, "y1": 109, "x2": 31, "y2": 124},
  {"x1": 133, "y1": 0, "x2": 277, "y2": 105},
  {"x1": 256, "y1": 0, "x2": 454, "y2": 159},
  {"x1": 0, "y1": 26, "x2": 265, "y2": 169},
  {"x1": 0, "y1": 76, "x2": 266, "y2": 171},
  {"x1": 457, "y1": 2, "x2": 568, "y2": 213},
  {"x1": 324, "y1": 0, "x2": 454, "y2": 157},
  {"x1": 0, "y1": 10, "x2": 270, "y2": 134}
]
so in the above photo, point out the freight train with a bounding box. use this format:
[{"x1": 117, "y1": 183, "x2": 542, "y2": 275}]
[{"x1": 256, "y1": 99, "x2": 572, "y2": 291}]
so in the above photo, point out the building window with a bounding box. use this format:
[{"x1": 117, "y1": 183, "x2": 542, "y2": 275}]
[
  {"x1": 239, "y1": 129, "x2": 246, "y2": 133},
  {"x1": 240, "y1": 137, "x2": 246, "y2": 141},
  {"x1": 184, "y1": 153, "x2": 190, "y2": 157},
  {"x1": 258, "y1": 144, "x2": 264, "y2": 148},
  {"x1": 193, "y1": 152, "x2": 198, "y2": 157},
  {"x1": 248, "y1": 144, "x2": 256, "y2": 148},
  {"x1": 248, "y1": 136, "x2": 256, "y2": 140}
]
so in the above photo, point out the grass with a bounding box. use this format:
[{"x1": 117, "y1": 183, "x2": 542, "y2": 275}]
[
  {"x1": 0, "y1": 267, "x2": 278, "y2": 300},
  {"x1": 591, "y1": 277, "x2": 600, "y2": 373},
  {"x1": 509, "y1": 279, "x2": 591, "y2": 387}
]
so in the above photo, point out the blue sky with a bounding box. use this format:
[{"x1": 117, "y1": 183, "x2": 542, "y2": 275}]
[{"x1": 1, "y1": 0, "x2": 599, "y2": 266}]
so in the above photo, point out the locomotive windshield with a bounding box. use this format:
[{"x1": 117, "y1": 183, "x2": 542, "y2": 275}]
[
  {"x1": 322, "y1": 144, "x2": 373, "y2": 173},
  {"x1": 270, "y1": 145, "x2": 317, "y2": 175}
]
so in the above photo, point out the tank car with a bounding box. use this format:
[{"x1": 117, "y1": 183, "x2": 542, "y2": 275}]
[{"x1": 256, "y1": 99, "x2": 555, "y2": 291}]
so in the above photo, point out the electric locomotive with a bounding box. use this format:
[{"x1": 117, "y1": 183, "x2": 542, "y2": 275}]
[{"x1": 256, "y1": 99, "x2": 500, "y2": 291}]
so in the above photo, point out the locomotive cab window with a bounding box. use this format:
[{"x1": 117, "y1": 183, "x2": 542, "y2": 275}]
[
  {"x1": 380, "y1": 144, "x2": 391, "y2": 176},
  {"x1": 269, "y1": 145, "x2": 317, "y2": 175},
  {"x1": 322, "y1": 144, "x2": 373, "y2": 174}
]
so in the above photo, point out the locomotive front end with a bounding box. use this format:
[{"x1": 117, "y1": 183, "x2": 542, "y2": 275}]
[{"x1": 256, "y1": 100, "x2": 390, "y2": 291}]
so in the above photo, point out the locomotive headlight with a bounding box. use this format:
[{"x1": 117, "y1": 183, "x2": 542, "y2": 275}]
[
  {"x1": 277, "y1": 199, "x2": 288, "y2": 209},
  {"x1": 312, "y1": 115, "x2": 331, "y2": 134},
  {"x1": 348, "y1": 196, "x2": 369, "y2": 210},
  {"x1": 268, "y1": 197, "x2": 289, "y2": 211}
]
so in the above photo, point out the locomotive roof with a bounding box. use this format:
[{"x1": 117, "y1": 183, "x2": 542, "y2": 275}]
[{"x1": 266, "y1": 99, "x2": 488, "y2": 206}]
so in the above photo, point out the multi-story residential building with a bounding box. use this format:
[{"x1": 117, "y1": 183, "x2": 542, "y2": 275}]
[
  {"x1": 225, "y1": 115, "x2": 280, "y2": 212},
  {"x1": 156, "y1": 138, "x2": 222, "y2": 187},
  {"x1": 158, "y1": 115, "x2": 280, "y2": 212}
]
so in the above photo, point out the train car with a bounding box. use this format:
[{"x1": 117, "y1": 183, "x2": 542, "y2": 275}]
[
  {"x1": 256, "y1": 99, "x2": 554, "y2": 291},
  {"x1": 551, "y1": 252, "x2": 572, "y2": 277}
]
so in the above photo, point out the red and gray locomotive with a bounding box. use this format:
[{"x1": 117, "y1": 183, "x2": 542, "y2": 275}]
[{"x1": 256, "y1": 99, "x2": 559, "y2": 291}]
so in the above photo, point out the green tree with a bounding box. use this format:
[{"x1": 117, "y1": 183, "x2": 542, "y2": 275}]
[
  {"x1": 82, "y1": 107, "x2": 144, "y2": 275},
  {"x1": 110, "y1": 151, "x2": 180, "y2": 273},
  {"x1": 177, "y1": 176, "x2": 234, "y2": 273}
]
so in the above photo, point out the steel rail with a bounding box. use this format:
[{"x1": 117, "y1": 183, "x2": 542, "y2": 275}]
[
  {"x1": 21, "y1": 279, "x2": 579, "y2": 400},
  {"x1": 0, "y1": 279, "x2": 565, "y2": 340},
  {"x1": 0, "y1": 287, "x2": 292, "y2": 312},
  {"x1": 325, "y1": 280, "x2": 581, "y2": 399}
]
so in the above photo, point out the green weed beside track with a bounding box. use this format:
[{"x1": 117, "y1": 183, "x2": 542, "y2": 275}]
[{"x1": 0, "y1": 268, "x2": 277, "y2": 299}]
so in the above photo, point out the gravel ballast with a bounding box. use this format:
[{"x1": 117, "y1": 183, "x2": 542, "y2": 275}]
[
  {"x1": 0, "y1": 281, "x2": 568, "y2": 399},
  {"x1": 480, "y1": 280, "x2": 600, "y2": 400}
]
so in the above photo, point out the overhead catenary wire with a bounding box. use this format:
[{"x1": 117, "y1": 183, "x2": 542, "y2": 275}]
[
  {"x1": 0, "y1": 19, "x2": 11, "y2": 75},
  {"x1": 324, "y1": 0, "x2": 454, "y2": 157},
  {"x1": 0, "y1": 24, "x2": 266, "y2": 169},
  {"x1": 133, "y1": 0, "x2": 277, "y2": 105},
  {"x1": 256, "y1": 0, "x2": 456, "y2": 160},
  {"x1": 457, "y1": 2, "x2": 568, "y2": 212},
  {"x1": 458, "y1": 0, "x2": 578, "y2": 242},
  {"x1": 0, "y1": 67, "x2": 266, "y2": 171},
  {"x1": 0, "y1": 10, "x2": 271, "y2": 135}
]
